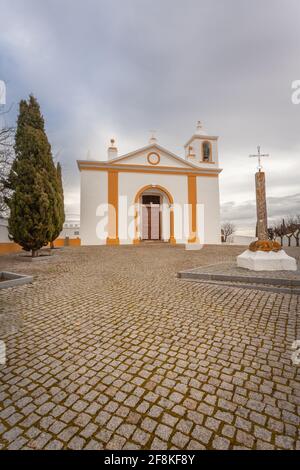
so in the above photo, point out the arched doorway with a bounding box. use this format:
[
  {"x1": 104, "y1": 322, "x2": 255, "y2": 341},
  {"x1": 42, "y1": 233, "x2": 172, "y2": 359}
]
[{"x1": 133, "y1": 185, "x2": 176, "y2": 244}]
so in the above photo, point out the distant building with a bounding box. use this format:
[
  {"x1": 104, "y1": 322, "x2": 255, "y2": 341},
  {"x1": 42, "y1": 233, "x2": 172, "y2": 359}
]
[
  {"x1": 227, "y1": 232, "x2": 257, "y2": 245},
  {"x1": 60, "y1": 221, "x2": 80, "y2": 239}
]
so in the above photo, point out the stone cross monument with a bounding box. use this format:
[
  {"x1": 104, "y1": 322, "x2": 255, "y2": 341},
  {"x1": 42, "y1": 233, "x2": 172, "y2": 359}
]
[
  {"x1": 249, "y1": 146, "x2": 269, "y2": 240},
  {"x1": 236, "y1": 145, "x2": 297, "y2": 271}
]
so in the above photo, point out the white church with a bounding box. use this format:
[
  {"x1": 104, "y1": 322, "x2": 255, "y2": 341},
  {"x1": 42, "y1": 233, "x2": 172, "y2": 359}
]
[{"x1": 78, "y1": 122, "x2": 222, "y2": 246}]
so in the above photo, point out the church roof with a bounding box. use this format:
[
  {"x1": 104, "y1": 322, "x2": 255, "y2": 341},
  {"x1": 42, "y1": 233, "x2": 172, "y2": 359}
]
[{"x1": 77, "y1": 138, "x2": 222, "y2": 176}]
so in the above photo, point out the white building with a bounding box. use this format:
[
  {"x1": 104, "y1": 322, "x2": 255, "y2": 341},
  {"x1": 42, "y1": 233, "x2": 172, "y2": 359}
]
[
  {"x1": 0, "y1": 217, "x2": 10, "y2": 243},
  {"x1": 60, "y1": 221, "x2": 80, "y2": 239},
  {"x1": 227, "y1": 232, "x2": 257, "y2": 245},
  {"x1": 78, "y1": 122, "x2": 222, "y2": 246}
]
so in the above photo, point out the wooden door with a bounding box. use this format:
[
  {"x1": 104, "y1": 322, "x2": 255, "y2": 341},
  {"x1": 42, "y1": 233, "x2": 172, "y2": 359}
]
[
  {"x1": 141, "y1": 204, "x2": 160, "y2": 240},
  {"x1": 150, "y1": 205, "x2": 160, "y2": 240},
  {"x1": 141, "y1": 205, "x2": 149, "y2": 239}
]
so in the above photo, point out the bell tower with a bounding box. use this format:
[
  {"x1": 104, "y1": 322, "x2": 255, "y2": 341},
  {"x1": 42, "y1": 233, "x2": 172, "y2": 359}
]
[{"x1": 184, "y1": 121, "x2": 219, "y2": 168}]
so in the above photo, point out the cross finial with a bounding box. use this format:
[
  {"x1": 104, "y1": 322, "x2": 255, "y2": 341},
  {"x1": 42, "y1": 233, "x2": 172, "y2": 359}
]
[
  {"x1": 149, "y1": 130, "x2": 157, "y2": 144},
  {"x1": 249, "y1": 145, "x2": 269, "y2": 172}
]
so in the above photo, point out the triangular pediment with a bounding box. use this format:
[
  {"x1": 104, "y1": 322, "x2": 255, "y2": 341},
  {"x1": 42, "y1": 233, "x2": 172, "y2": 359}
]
[{"x1": 109, "y1": 144, "x2": 199, "y2": 169}]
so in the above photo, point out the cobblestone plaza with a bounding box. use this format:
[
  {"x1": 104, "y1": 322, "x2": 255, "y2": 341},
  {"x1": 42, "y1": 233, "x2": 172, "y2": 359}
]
[{"x1": 0, "y1": 245, "x2": 299, "y2": 450}]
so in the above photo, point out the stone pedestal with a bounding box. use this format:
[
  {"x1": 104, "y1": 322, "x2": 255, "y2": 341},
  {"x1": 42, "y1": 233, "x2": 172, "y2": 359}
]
[{"x1": 237, "y1": 249, "x2": 297, "y2": 271}]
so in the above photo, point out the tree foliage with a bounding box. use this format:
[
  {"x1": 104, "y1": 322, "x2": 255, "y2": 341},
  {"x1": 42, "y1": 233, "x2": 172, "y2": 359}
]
[
  {"x1": 0, "y1": 123, "x2": 14, "y2": 217},
  {"x1": 221, "y1": 222, "x2": 235, "y2": 242},
  {"x1": 270, "y1": 215, "x2": 300, "y2": 247},
  {"x1": 49, "y1": 161, "x2": 65, "y2": 246},
  {"x1": 5, "y1": 95, "x2": 64, "y2": 256}
]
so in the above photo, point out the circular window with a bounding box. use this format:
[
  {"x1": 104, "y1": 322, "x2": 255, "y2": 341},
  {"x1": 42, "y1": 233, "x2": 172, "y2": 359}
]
[{"x1": 147, "y1": 152, "x2": 160, "y2": 165}]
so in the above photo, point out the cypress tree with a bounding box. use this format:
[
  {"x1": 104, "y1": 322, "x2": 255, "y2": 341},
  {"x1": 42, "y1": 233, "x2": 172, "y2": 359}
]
[
  {"x1": 50, "y1": 162, "x2": 65, "y2": 248},
  {"x1": 5, "y1": 95, "x2": 58, "y2": 257}
]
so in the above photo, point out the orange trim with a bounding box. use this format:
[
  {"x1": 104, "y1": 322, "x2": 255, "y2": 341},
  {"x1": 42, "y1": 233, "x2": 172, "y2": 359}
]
[
  {"x1": 188, "y1": 175, "x2": 198, "y2": 243},
  {"x1": 52, "y1": 238, "x2": 81, "y2": 247},
  {"x1": 133, "y1": 185, "x2": 176, "y2": 244},
  {"x1": 147, "y1": 152, "x2": 160, "y2": 165},
  {"x1": 78, "y1": 163, "x2": 220, "y2": 177},
  {"x1": 169, "y1": 209, "x2": 176, "y2": 244},
  {"x1": 134, "y1": 185, "x2": 174, "y2": 205},
  {"x1": 0, "y1": 238, "x2": 81, "y2": 255},
  {"x1": 106, "y1": 170, "x2": 119, "y2": 245},
  {"x1": 52, "y1": 238, "x2": 65, "y2": 247}
]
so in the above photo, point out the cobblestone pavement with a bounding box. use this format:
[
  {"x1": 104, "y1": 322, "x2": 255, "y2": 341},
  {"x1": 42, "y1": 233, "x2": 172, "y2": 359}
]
[{"x1": 0, "y1": 244, "x2": 300, "y2": 450}]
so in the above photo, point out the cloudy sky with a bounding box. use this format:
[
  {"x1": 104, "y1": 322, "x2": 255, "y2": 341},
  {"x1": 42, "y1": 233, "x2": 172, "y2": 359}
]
[{"x1": 1, "y1": 0, "x2": 300, "y2": 232}]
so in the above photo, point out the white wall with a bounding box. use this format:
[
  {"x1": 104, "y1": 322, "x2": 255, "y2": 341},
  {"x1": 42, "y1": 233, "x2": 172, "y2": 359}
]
[
  {"x1": 80, "y1": 170, "x2": 108, "y2": 245},
  {"x1": 186, "y1": 138, "x2": 219, "y2": 169},
  {"x1": 227, "y1": 234, "x2": 256, "y2": 245},
  {"x1": 196, "y1": 176, "x2": 221, "y2": 244},
  {"x1": 80, "y1": 170, "x2": 221, "y2": 246},
  {"x1": 59, "y1": 225, "x2": 80, "y2": 239},
  {"x1": 116, "y1": 148, "x2": 189, "y2": 168}
]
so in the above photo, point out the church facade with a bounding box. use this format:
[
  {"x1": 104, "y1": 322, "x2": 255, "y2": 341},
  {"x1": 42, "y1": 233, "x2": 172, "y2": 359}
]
[{"x1": 77, "y1": 122, "x2": 222, "y2": 246}]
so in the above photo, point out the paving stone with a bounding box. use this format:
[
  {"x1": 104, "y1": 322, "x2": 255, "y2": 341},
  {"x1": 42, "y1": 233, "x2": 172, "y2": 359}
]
[
  {"x1": 106, "y1": 416, "x2": 123, "y2": 432},
  {"x1": 253, "y1": 426, "x2": 272, "y2": 442},
  {"x1": 2, "y1": 427, "x2": 22, "y2": 442},
  {"x1": 222, "y1": 424, "x2": 235, "y2": 438},
  {"x1": 275, "y1": 435, "x2": 294, "y2": 450},
  {"x1": 45, "y1": 440, "x2": 64, "y2": 450},
  {"x1": 172, "y1": 431, "x2": 190, "y2": 448},
  {"x1": 191, "y1": 425, "x2": 212, "y2": 444},
  {"x1": 117, "y1": 423, "x2": 135, "y2": 439},
  {"x1": 58, "y1": 426, "x2": 79, "y2": 443},
  {"x1": 212, "y1": 436, "x2": 230, "y2": 450},
  {"x1": 236, "y1": 430, "x2": 255, "y2": 448},
  {"x1": 132, "y1": 429, "x2": 151, "y2": 446},
  {"x1": 7, "y1": 437, "x2": 28, "y2": 450},
  {"x1": 256, "y1": 440, "x2": 275, "y2": 450},
  {"x1": 49, "y1": 420, "x2": 66, "y2": 434},
  {"x1": 105, "y1": 434, "x2": 126, "y2": 450},
  {"x1": 68, "y1": 436, "x2": 85, "y2": 450},
  {"x1": 30, "y1": 432, "x2": 52, "y2": 449},
  {"x1": 36, "y1": 402, "x2": 55, "y2": 416},
  {"x1": 80, "y1": 423, "x2": 98, "y2": 439},
  {"x1": 161, "y1": 413, "x2": 178, "y2": 427},
  {"x1": 155, "y1": 423, "x2": 173, "y2": 441},
  {"x1": 150, "y1": 437, "x2": 168, "y2": 450},
  {"x1": 84, "y1": 439, "x2": 104, "y2": 450}
]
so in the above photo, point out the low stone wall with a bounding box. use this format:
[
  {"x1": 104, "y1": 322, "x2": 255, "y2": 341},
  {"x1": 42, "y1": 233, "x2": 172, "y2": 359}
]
[{"x1": 0, "y1": 238, "x2": 81, "y2": 255}]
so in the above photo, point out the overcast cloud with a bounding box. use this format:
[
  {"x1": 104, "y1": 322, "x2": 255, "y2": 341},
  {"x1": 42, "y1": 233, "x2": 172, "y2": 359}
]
[{"x1": 1, "y1": 0, "x2": 299, "y2": 230}]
